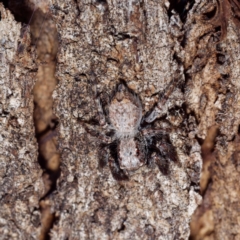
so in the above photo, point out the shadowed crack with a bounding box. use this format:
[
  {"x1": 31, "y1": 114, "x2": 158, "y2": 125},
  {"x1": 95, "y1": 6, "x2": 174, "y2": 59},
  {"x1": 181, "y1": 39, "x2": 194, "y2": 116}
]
[{"x1": 2, "y1": 1, "x2": 60, "y2": 239}]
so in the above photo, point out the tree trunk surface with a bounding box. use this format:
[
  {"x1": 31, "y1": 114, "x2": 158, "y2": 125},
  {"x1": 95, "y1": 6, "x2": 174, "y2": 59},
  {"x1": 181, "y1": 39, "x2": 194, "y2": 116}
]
[
  {"x1": 0, "y1": 4, "x2": 44, "y2": 239},
  {"x1": 1, "y1": 0, "x2": 240, "y2": 239},
  {"x1": 50, "y1": 0, "x2": 201, "y2": 239}
]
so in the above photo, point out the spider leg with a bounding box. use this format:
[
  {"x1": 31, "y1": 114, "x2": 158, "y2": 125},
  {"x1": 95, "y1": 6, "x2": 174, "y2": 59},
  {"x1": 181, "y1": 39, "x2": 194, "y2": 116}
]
[
  {"x1": 146, "y1": 133, "x2": 178, "y2": 175},
  {"x1": 148, "y1": 145, "x2": 170, "y2": 175},
  {"x1": 98, "y1": 143, "x2": 109, "y2": 168},
  {"x1": 144, "y1": 79, "x2": 181, "y2": 123},
  {"x1": 94, "y1": 94, "x2": 108, "y2": 126},
  {"x1": 97, "y1": 142, "x2": 128, "y2": 180},
  {"x1": 108, "y1": 141, "x2": 129, "y2": 181},
  {"x1": 141, "y1": 128, "x2": 171, "y2": 138},
  {"x1": 89, "y1": 71, "x2": 109, "y2": 126},
  {"x1": 109, "y1": 158, "x2": 129, "y2": 181},
  {"x1": 141, "y1": 128, "x2": 171, "y2": 172},
  {"x1": 157, "y1": 136, "x2": 178, "y2": 163},
  {"x1": 80, "y1": 121, "x2": 114, "y2": 144}
]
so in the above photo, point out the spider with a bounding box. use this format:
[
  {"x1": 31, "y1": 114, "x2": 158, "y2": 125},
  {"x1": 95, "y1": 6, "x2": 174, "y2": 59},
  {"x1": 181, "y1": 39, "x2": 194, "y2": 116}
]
[{"x1": 82, "y1": 80, "x2": 179, "y2": 180}]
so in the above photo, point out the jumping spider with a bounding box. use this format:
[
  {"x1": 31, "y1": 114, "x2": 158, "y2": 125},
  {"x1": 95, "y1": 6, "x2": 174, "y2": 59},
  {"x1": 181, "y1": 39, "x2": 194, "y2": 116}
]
[{"x1": 82, "y1": 80, "x2": 179, "y2": 180}]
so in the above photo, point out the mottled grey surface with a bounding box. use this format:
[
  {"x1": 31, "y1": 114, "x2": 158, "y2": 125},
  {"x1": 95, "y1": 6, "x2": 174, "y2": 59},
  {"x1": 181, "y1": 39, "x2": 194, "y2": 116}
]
[
  {"x1": 50, "y1": 0, "x2": 201, "y2": 239},
  {"x1": 0, "y1": 4, "x2": 44, "y2": 240},
  {"x1": 184, "y1": 1, "x2": 240, "y2": 239},
  {"x1": 2, "y1": 0, "x2": 240, "y2": 239}
]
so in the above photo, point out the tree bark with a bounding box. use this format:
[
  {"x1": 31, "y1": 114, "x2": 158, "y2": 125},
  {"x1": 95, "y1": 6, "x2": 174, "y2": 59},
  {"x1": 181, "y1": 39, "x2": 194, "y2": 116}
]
[
  {"x1": 1, "y1": 0, "x2": 240, "y2": 239},
  {"x1": 187, "y1": 1, "x2": 240, "y2": 239},
  {"x1": 50, "y1": 0, "x2": 201, "y2": 239},
  {"x1": 0, "y1": 4, "x2": 44, "y2": 239}
]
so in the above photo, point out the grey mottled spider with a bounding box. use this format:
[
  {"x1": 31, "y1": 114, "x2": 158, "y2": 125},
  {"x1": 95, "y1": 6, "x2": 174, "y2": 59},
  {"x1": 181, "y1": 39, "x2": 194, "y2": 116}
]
[{"x1": 82, "y1": 80, "x2": 179, "y2": 180}]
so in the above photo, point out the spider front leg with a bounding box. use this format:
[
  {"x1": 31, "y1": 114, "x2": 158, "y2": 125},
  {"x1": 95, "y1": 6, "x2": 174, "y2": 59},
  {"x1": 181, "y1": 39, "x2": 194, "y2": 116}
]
[
  {"x1": 89, "y1": 72, "x2": 109, "y2": 127},
  {"x1": 144, "y1": 79, "x2": 181, "y2": 123},
  {"x1": 141, "y1": 128, "x2": 171, "y2": 138},
  {"x1": 80, "y1": 120, "x2": 114, "y2": 143}
]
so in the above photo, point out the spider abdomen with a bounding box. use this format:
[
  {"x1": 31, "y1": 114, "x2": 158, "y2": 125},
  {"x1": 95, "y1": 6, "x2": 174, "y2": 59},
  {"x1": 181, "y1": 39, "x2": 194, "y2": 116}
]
[{"x1": 118, "y1": 138, "x2": 145, "y2": 170}]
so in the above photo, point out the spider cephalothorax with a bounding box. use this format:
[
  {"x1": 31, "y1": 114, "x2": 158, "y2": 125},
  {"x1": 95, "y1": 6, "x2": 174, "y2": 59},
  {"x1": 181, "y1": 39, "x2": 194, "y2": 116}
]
[{"x1": 83, "y1": 80, "x2": 179, "y2": 180}]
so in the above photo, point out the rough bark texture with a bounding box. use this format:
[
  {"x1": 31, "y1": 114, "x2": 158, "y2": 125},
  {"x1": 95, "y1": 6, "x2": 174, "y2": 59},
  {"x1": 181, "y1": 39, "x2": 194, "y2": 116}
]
[
  {"x1": 50, "y1": 0, "x2": 202, "y2": 239},
  {"x1": 0, "y1": 4, "x2": 44, "y2": 239},
  {"x1": 187, "y1": 1, "x2": 240, "y2": 239},
  {"x1": 1, "y1": 0, "x2": 240, "y2": 239}
]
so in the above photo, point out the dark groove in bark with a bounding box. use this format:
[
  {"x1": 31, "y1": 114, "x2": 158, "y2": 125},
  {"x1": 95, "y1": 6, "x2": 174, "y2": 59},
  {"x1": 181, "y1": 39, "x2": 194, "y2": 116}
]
[{"x1": 1, "y1": 1, "x2": 60, "y2": 239}]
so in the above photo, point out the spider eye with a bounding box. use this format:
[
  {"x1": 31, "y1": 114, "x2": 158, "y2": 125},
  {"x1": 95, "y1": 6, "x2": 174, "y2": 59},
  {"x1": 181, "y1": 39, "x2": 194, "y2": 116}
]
[{"x1": 117, "y1": 83, "x2": 126, "y2": 92}]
